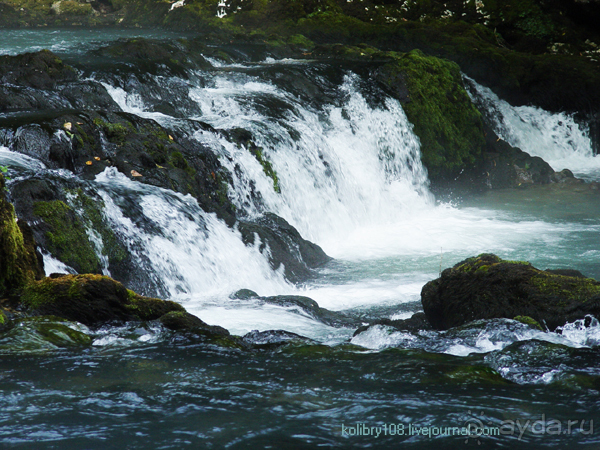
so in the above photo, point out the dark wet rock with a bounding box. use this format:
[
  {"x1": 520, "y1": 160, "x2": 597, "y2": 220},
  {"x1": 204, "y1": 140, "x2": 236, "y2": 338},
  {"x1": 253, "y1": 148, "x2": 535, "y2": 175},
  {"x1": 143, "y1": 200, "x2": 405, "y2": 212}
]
[
  {"x1": 230, "y1": 289, "x2": 259, "y2": 300},
  {"x1": 242, "y1": 329, "x2": 316, "y2": 349},
  {"x1": 237, "y1": 213, "x2": 331, "y2": 283},
  {"x1": 257, "y1": 294, "x2": 358, "y2": 327},
  {"x1": 422, "y1": 253, "x2": 600, "y2": 331},
  {"x1": 3, "y1": 110, "x2": 238, "y2": 227},
  {"x1": 93, "y1": 38, "x2": 213, "y2": 77},
  {"x1": 480, "y1": 123, "x2": 556, "y2": 189},
  {"x1": 0, "y1": 51, "x2": 76, "y2": 90},
  {"x1": 59, "y1": 81, "x2": 120, "y2": 112},
  {"x1": 0, "y1": 174, "x2": 44, "y2": 298},
  {"x1": 20, "y1": 274, "x2": 185, "y2": 327},
  {"x1": 159, "y1": 311, "x2": 230, "y2": 337},
  {"x1": 353, "y1": 312, "x2": 432, "y2": 337}
]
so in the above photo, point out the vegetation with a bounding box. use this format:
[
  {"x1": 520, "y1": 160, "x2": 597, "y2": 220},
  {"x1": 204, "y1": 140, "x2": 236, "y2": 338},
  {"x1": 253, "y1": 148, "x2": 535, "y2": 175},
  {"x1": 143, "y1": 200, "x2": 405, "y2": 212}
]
[
  {"x1": 0, "y1": 174, "x2": 42, "y2": 297},
  {"x1": 32, "y1": 200, "x2": 100, "y2": 274}
]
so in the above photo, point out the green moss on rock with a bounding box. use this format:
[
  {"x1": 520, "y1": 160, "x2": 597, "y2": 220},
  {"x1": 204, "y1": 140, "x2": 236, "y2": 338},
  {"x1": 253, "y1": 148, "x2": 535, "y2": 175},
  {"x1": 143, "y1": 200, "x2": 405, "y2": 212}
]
[
  {"x1": 21, "y1": 274, "x2": 185, "y2": 326},
  {"x1": 422, "y1": 253, "x2": 600, "y2": 330},
  {"x1": 378, "y1": 49, "x2": 485, "y2": 180},
  {"x1": 513, "y1": 315, "x2": 543, "y2": 331},
  {"x1": 0, "y1": 175, "x2": 43, "y2": 297},
  {"x1": 32, "y1": 200, "x2": 100, "y2": 274},
  {"x1": 70, "y1": 190, "x2": 128, "y2": 267}
]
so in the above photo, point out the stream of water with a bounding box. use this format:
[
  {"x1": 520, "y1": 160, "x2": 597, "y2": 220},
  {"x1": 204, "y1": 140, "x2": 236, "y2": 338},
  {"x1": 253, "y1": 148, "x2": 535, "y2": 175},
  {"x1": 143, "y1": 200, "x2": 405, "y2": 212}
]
[{"x1": 1, "y1": 29, "x2": 599, "y2": 449}]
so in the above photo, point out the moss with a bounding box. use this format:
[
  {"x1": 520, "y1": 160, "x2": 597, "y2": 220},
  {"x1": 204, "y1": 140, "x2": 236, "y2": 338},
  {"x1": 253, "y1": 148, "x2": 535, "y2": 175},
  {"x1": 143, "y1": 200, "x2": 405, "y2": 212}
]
[
  {"x1": 287, "y1": 34, "x2": 315, "y2": 51},
  {"x1": 70, "y1": 190, "x2": 127, "y2": 266},
  {"x1": 379, "y1": 49, "x2": 485, "y2": 180},
  {"x1": 124, "y1": 291, "x2": 185, "y2": 321},
  {"x1": 22, "y1": 274, "x2": 185, "y2": 325},
  {"x1": 249, "y1": 146, "x2": 280, "y2": 193},
  {"x1": 529, "y1": 273, "x2": 600, "y2": 303},
  {"x1": 32, "y1": 200, "x2": 100, "y2": 274},
  {"x1": 0, "y1": 175, "x2": 41, "y2": 296},
  {"x1": 513, "y1": 315, "x2": 543, "y2": 330},
  {"x1": 93, "y1": 118, "x2": 133, "y2": 144}
]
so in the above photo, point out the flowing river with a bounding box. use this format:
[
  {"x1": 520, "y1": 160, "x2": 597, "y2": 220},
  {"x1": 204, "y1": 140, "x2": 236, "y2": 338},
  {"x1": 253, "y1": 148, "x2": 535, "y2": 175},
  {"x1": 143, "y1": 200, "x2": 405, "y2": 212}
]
[{"x1": 1, "y1": 29, "x2": 600, "y2": 449}]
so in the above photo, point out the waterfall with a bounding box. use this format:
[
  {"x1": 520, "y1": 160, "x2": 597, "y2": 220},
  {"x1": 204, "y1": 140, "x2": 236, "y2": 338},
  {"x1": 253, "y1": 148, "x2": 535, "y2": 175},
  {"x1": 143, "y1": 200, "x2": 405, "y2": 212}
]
[{"x1": 465, "y1": 76, "x2": 600, "y2": 179}]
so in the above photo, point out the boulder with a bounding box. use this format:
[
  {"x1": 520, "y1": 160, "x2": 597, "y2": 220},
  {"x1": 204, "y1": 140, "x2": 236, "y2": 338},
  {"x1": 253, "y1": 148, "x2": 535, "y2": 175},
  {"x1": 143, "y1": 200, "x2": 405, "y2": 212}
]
[
  {"x1": 421, "y1": 253, "x2": 600, "y2": 331},
  {"x1": 20, "y1": 274, "x2": 185, "y2": 327},
  {"x1": 237, "y1": 213, "x2": 331, "y2": 283}
]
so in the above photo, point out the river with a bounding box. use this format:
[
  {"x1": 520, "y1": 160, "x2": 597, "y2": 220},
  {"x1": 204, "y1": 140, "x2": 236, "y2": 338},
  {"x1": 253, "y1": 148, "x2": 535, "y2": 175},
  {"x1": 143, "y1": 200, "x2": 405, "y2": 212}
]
[{"x1": 1, "y1": 28, "x2": 599, "y2": 449}]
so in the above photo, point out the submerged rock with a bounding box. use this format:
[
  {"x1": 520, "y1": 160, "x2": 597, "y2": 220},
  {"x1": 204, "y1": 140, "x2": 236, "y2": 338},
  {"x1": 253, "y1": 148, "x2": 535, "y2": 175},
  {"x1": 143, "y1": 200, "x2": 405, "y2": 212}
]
[
  {"x1": 0, "y1": 316, "x2": 92, "y2": 353},
  {"x1": 353, "y1": 312, "x2": 433, "y2": 337},
  {"x1": 242, "y1": 329, "x2": 317, "y2": 350},
  {"x1": 422, "y1": 253, "x2": 600, "y2": 331},
  {"x1": 257, "y1": 294, "x2": 358, "y2": 327}
]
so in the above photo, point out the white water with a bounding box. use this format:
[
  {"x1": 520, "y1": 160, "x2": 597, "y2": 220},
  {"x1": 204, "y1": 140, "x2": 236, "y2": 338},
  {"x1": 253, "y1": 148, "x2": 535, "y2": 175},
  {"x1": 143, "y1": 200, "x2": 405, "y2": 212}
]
[
  {"x1": 88, "y1": 65, "x2": 600, "y2": 342},
  {"x1": 465, "y1": 76, "x2": 600, "y2": 179}
]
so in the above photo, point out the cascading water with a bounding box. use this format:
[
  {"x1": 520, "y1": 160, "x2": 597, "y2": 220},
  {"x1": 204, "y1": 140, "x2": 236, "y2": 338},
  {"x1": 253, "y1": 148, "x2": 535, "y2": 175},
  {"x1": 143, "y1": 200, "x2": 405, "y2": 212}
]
[
  {"x1": 3, "y1": 31, "x2": 600, "y2": 449},
  {"x1": 465, "y1": 76, "x2": 600, "y2": 179},
  {"x1": 83, "y1": 58, "x2": 600, "y2": 339}
]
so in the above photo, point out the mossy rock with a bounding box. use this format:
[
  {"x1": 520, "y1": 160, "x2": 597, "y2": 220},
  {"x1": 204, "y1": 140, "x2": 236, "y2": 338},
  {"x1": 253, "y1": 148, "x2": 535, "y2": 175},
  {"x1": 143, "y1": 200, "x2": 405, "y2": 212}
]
[
  {"x1": 0, "y1": 174, "x2": 44, "y2": 298},
  {"x1": 0, "y1": 50, "x2": 76, "y2": 90},
  {"x1": 513, "y1": 315, "x2": 543, "y2": 331},
  {"x1": 422, "y1": 253, "x2": 600, "y2": 330},
  {"x1": 32, "y1": 199, "x2": 101, "y2": 275},
  {"x1": 21, "y1": 274, "x2": 185, "y2": 326},
  {"x1": 376, "y1": 49, "x2": 485, "y2": 180}
]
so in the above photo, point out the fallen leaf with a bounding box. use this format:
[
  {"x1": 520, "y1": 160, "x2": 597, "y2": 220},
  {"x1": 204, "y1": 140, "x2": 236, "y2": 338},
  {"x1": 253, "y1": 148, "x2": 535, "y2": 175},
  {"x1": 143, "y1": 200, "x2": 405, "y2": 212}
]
[
  {"x1": 168, "y1": 135, "x2": 174, "y2": 140},
  {"x1": 64, "y1": 122, "x2": 72, "y2": 131},
  {"x1": 156, "y1": 164, "x2": 165, "y2": 169},
  {"x1": 131, "y1": 170, "x2": 142, "y2": 177},
  {"x1": 85, "y1": 161, "x2": 93, "y2": 166},
  {"x1": 94, "y1": 156, "x2": 101, "y2": 161}
]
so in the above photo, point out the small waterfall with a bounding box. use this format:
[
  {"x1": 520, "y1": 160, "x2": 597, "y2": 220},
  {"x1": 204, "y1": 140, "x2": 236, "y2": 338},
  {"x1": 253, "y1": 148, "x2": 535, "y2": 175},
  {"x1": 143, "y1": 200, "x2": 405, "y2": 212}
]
[
  {"x1": 93, "y1": 168, "x2": 290, "y2": 300},
  {"x1": 465, "y1": 76, "x2": 600, "y2": 179},
  {"x1": 187, "y1": 71, "x2": 434, "y2": 249}
]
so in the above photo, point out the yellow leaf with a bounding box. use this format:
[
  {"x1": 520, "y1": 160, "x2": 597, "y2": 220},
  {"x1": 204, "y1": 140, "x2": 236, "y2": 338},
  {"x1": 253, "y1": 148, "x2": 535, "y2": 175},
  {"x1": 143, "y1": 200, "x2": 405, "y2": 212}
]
[
  {"x1": 64, "y1": 122, "x2": 72, "y2": 131},
  {"x1": 85, "y1": 161, "x2": 93, "y2": 166},
  {"x1": 94, "y1": 156, "x2": 101, "y2": 161},
  {"x1": 131, "y1": 170, "x2": 142, "y2": 177}
]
